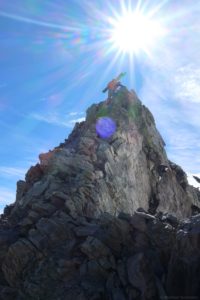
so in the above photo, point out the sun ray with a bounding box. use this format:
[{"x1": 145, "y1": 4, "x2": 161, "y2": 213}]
[
  {"x1": 0, "y1": 11, "x2": 79, "y2": 31},
  {"x1": 129, "y1": 52, "x2": 135, "y2": 88},
  {"x1": 147, "y1": 0, "x2": 170, "y2": 17},
  {"x1": 96, "y1": 49, "x2": 122, "y2": 87},
  {"x1": 135, "y1": 0, "x2": 144, "y2": 13}
]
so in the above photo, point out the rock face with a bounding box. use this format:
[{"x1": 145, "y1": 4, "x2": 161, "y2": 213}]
[
  {"x1": 0, "y1": 86, "x2": 200, "y2": 299},
  {"x1": 9, "y1": 87, "x2": 200, "y2": 222}
]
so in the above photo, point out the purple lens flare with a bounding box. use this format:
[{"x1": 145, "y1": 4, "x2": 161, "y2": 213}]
[{"x1": 96, "y1": 117, "x2": 116, "y2": 139}]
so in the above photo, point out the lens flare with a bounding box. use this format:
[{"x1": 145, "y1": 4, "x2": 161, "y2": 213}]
[{"x1": 96, "y1": 117, "x2": 116, "y2": 139}]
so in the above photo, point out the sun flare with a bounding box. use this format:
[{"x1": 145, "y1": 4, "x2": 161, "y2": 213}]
[{"x1": 109, "y1": 10, "x2": 166, "y2": 55}]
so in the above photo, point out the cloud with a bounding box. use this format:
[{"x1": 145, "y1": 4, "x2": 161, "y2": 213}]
[
  {"x1": 164, "y1": 126, "x2": 200, "y2": 173},
  {"x1": 138, "y1": 5, "x2": 200, "y2": 174},
  {"x1": 174, "y1": 65, "x2": 200, "y2": 104},
  {"x1": 139, "y1": 69, "x2": 200, "y2": 174},
  {"x1": 69, "y1": 112, "x2": 79, "y2": 116},
  {"x1": 0, "y1": 166, "x2": 26, "y2": 178},
  {"x1": 31, "y1": 112, "x2": 85, "y2": 128},
  {"x1": 0, "y1": 187, "x2": 15, "y2": 214},
  {"x1": 69, "y1": 117, "x2": 85, "y2": 124},
  {"x1": 163, "y1": 123, "x2": 200, "y2": 173}
]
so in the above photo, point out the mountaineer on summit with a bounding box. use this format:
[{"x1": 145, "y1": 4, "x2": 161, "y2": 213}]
[{"x1": 102, "y1": 72, "x2": 126, "y2": 101}]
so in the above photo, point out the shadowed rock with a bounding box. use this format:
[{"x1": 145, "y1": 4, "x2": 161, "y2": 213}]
[{"x1": 193, "y1": 175, "x2": 200, "y2": 184}]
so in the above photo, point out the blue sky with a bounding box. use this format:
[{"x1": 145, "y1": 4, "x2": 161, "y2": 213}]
[{"x1": 0, "y1": 0, "x2": 200, "y2": 213}]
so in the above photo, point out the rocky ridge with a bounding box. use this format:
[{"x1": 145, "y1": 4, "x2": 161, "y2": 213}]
[{"x1": 0, "y1": 86, "x2": 199, "y2": 299}]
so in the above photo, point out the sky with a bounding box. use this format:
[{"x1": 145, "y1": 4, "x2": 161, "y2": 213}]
[{"x1": 0, "y1": 0, "x2": 200, "y2": 213}]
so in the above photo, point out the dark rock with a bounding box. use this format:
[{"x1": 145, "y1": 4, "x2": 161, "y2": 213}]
[
  {"x1": 31, "y1": 202, "x2": 56, "y2": 216},
  {"x1": 193, "y1": 175, "x2": 200, "y2": 184},
  {"x1": 0, "y1": 211, "x2": 199, "y2": 299},
  {"x1": 106, "y1": 273, "x2": 126, "y2": 300},
  {"x1": 161, "y1": 213, "x2": 179, "y2": 227},
  {"x1": 127, "y1": 253, "x2": 158, "y2": 299},
  {"x1": 73, "y1": 224, "x2": 99, "y2": 237},
  {"x1": 167, "y1": 215, "x2": 200, "y2": 297},
  {"x1": 25, "y1": 163, "x2": 43, "y2": 185},
  {"x1": 81, "y1": 237, "x2": 111, "y2": 259},
  {"x1": 16, "y1": 180, "x2": 27, "y2": 202},
  {"x1": 191, "y1": 204, "x2": 200, "y2": 215},
  {"x1": 169, "y1": 161, "x2": 188, "y2": 190},
  {"x1": 3, "y1": 204, "x2": 14, "y2": 218},
  {"x1": 50, "y1": 195, "x2": 65, "y2": 209},
  {"x1": 0, "y1": 287, "x2": 17, "y2": 300}
]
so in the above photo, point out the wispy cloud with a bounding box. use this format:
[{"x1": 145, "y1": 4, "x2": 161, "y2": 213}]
[
  {"x1": 139, "y1": 65, "x2": 200, "y2": 174},
  {"x1": 0, "y1": 166, "x2": 26, "y2": 178},
  {"x1": 69, "y1": 117, "x2": 85, "y2": 124},
  {"x1": 31, "y1": 113, "x2": 69, "y2": 127},
  {"x1": 69, "y1": 112, "x2": 79, "y2": 116},
  {"x1": 31, "y1": 112, "x2": 85, "y2": 128}
]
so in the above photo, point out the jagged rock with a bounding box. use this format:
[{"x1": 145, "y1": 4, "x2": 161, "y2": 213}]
[
  {"x1": 8, "y1": 88, "x2": 200, "y2": 221},
  {"x1": 193, "y1": 175, "x2": 200, "y2": 184},
  {"x1": 0, "y1": 86, "x2": 200, "y2": 299},
  {"x1": 2, "y1": 204, "x2": 14, "y2": 218},
  {"x1": 0, "y1": 211, "x2": 199, "y2": 299},
  {"x1": 25, "y1": 163, "x2": 43, "y2": 185},
  {"x1": 16, "y1": 180, "x2": 27, "y2": 203},
  {"x1": 169, "y1": 161, "x2": 188, "y2": 190},
  {"x1": 31, "y1": 202, "x2": 56, "y2": 216},
  {"x1": 161, "y1": 213, "x2": 179, "y2": 227},
  {"x1": 191, "y1": 204, "x2": 200, "y2": 215}
]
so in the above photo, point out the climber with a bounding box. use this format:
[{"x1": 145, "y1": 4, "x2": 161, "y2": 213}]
[{"x1": 102, "y1": 72, "x2": 126, "y2": 101}]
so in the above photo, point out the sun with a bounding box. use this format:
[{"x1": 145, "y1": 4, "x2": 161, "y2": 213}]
[{"x1": 109, "y1": 10, "x2": 166, "y2": 55}]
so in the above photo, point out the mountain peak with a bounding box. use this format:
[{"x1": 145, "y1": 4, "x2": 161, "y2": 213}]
[
  {"x1": 0, "y1": 85, "x2": 200, "y2": 299},
  {"x1": 7, "y1": 86, "x2": 199, "y2": 223}
]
